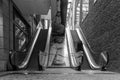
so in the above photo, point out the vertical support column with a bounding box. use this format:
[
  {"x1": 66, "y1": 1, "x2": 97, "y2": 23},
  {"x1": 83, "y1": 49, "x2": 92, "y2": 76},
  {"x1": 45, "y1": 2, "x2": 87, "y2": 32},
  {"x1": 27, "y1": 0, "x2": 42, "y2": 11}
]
[
  {"x1": 41, "y1": 19, "x2": 45, "y2": 29},
  {"x1": 72, "y1": 0, "x2": 76, "y2": 30},
  {"x1": 79, "y1": 0, "x2": 83, "y2": 26},
  {"x1": 0, "y1": 0, "x2": 8, "y2": 71},
  {"x1": 0, "y1": 0, "x2": 13, "y2": 71},
  {"x1": 74, "y1": 0, "x2": 80, "y2": 27},
  {"x1": 61, "y1": 0, "x2": 68, "y2": 26},
  {"x1": 0, "y1": 0, "x2": 6, "y2": 71},
  {"x1": 9, "y1": 0, "x2": 13, "y2": 51},
  {"x1": 51, "y1": 0, "x2": 57, "y2": 23},
  {"x1": 74, "y1": 1, "x2": 77, "y2": 27},
  {"x1": 45, "y1": 19, "x2": 49, "y2": 29}
]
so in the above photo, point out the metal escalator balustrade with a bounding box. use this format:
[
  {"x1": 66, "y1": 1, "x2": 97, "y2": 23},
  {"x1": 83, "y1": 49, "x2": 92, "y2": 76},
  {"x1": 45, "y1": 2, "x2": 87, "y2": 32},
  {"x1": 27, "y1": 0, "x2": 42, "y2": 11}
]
[
  {"x1": 44, "y1": 27, "x2": 52, "y2": 67},
  {"x1": 9, "y1": 23, "x2": 43, "y2": 70},
  {"x1": 82, "y1": 44, "x2": 101, "y2": 69},
  {"x1": 66, "y1": 27, "x2": 78, "y2": 68},
  {"x1": 70, "y1": 30, "x2": 84, "y2": 70},
  {"x1": 18, "y1": 26, "x2": 43, "y2": 69},
  {"x1": 10, "y1": 27, "x2": 52, "y2": 71},
  {"x1": 26, "y1": 28, "x2": 49, "y2": 70},
  {"x1": 8, "y1": 20, "x2": 31, "y2": 69},
  {"x1": 76, "y1": 28, "x2": 109, "y2": 70},
  {"x1": 39, "y1": 27, "x2": 52, "y2": 68}
]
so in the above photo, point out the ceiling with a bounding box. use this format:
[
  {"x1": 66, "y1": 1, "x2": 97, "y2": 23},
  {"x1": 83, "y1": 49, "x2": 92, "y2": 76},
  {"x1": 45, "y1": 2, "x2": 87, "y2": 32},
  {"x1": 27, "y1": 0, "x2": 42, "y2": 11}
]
[
  {"x1": 13, "y1": 0, "x2": 51, "y2": 15},
  {"x1": 13, "y1": 0, "x2": 68, "y2": 26}
]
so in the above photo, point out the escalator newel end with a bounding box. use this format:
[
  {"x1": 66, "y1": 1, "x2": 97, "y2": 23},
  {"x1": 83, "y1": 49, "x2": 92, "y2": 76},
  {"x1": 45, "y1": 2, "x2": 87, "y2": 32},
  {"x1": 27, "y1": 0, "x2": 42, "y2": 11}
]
[{"x1": 101, "y1": 66, "x2": 107, "y2": 71}]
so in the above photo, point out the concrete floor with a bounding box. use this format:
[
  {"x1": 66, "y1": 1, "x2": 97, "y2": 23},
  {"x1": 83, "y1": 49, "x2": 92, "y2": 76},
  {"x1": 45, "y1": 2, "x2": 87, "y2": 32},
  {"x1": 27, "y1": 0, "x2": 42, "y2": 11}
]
[{"x1": 0, "y1": 68, "x2": 119, "y2": 80}]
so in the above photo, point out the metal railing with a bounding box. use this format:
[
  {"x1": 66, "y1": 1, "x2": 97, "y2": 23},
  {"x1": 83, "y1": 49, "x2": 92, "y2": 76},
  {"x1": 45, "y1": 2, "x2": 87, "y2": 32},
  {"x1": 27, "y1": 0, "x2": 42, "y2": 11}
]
[
  {"x1": 18, "y1": 25, "x2": 42, "y2": 69},
  {"x1": 76, "y1": 28, "x2": 109, "y2": 70},
  {"x1": 66, "y1": 27, "x2": 78, "y2": 67},
  {"x1": 38, "y1": 27, "x2": 52, "y2": 69},
  {"x1": 9, "y1": 23, "x2": 42, "y2": 70}
]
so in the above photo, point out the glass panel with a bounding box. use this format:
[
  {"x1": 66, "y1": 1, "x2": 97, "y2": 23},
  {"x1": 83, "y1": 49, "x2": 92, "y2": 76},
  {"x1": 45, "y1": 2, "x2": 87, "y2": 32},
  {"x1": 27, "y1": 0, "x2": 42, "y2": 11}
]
[
  {"x1": 14, "y1": 26, "x2": 27, "y2": 51},
  {"x1": 82, "y1": 0, "x2": 89, "y2": 21},
  {"x1": 18, "y1": 32, "x2": 26, "y2": 50},
  {"x1": 14, "y1": 15, "x2": 29, "y2": 52},
  {"x1": 82, "y1": 12, "x2": 88, "y2": 21},
  {"x1": 82, "y1": 4, "x2": 89, "y2": 12},
  {"x1": 94, "y1": 0, "x2": 97, "y2": 3},
  {"x1": 83, "y1": 0, "x2": 89, "y2": 4}
]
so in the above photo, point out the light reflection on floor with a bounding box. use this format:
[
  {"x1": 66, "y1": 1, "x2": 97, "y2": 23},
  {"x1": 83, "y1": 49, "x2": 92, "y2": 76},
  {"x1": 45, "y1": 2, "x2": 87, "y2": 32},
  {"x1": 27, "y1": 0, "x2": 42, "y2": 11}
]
[
  {"x1": 48, "y1": 36, "x2": 70, "y2": 67},
  {"x1": 63, "y1": 35, "x2": 70, "y2": 67}
]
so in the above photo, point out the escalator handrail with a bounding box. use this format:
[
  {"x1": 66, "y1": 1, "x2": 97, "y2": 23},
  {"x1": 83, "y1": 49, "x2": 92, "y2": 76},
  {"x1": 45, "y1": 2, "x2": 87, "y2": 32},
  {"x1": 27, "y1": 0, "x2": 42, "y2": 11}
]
[
  {"x1": 83, "y1": 44, "x2": 101, "y2": 69},
  {"x1": 65, "y1": 33, "x2": 72, "y2": 67},
  {"x1": 43, "y1": 27, "x2": 52, "y2": 67},
  {"x1": 76, "y1": 28, "x2": 101, "y2": 69},
  {"x1": 44, "y1": 27, "x2": 52, "y2": 53},
  {"x1": 76, "y1": 27, "x2": 99, "y2": 54},
  {"x1": 66, "y1": 28, "x2": 78, "y2": 67},
  {"x1": 76, "y1": 28, "x2": 109, "y2": 69},
  {"x1": 18, "y1": 26, "x2": 42, "y2": 69}
]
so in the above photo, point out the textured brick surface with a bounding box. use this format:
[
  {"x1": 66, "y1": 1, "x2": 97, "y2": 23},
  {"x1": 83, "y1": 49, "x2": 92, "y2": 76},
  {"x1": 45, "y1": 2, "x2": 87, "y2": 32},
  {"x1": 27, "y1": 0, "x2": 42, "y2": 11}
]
[{"x1": 81, "y1": 0, "x2": 120, "y2": 72}]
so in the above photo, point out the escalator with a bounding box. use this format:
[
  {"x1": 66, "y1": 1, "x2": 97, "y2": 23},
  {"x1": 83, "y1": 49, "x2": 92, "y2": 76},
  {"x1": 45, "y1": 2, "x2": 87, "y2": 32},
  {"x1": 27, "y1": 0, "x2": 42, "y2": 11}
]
[
  {"x1": 76, "y1": 28, "x2": 109, "y2": 70},
  {"x1": 70, "y1": 30, "x2": 90, "y2": 70},
  {"x1": 66, "y1": 27, "x2": 109, "y2": 71},
  {"x1": 9, "y1": 26, "x2": 52, "y2": 71},
  {"x1": 26, "y1": 29, "x2": 48, "y2": 70},
  {"x1": 66, "y1": 28, "x2": 79, "y2": 68}
]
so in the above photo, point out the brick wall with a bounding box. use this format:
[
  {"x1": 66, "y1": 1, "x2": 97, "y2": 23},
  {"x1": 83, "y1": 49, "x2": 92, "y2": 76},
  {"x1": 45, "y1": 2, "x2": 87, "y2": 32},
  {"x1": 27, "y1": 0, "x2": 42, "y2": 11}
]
[
  {"x1": 81, "y1": 0, "x2": 120, "y2": 72},
  {"x1": 0, "y1": 0, "x2": 13, "y2": 71}
]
